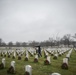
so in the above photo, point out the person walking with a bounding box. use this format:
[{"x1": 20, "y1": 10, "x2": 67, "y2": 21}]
[{"x1": 35, "y1": 45, "x2": 42, "y2": 57}]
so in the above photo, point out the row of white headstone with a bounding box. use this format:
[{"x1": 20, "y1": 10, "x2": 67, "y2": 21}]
[
  {"x1": 44, "y1": 48, "x2": 73, "y2": 68},
  {"x1": 44, "y1": 50, "x2": 48, "y2": 57},
  {"x1": 61, "y1": 49, "x2": 73, "y2": 69},
  {"x1": 0, "y1": 48, "x2": 72, "y2": 64},
  {"x1": 0, "y1": 58, "x2": 32, "y2": 75},
  {"x1": 0, "y1": 48, "x2": 71, "y2": 60},
  {"x1": 45, "y1": 48, "x2": 71, "y2": 59},
  {"x1": 66, "y1": 49, "x2": 73, "y2": 60}
]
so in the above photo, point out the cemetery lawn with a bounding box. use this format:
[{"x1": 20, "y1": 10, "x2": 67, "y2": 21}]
[{"x1": 0, "y1": 49, "x2": 76, "y2": 75}]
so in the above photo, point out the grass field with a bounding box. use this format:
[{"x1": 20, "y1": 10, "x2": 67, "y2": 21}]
[{"x1": 0, "y1": 48, "x2": 76, "y2": 75}]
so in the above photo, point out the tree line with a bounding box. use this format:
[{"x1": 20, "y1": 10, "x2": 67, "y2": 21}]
[{"x1": 0, "y1": 34, "x2": 76, "y2": 48}]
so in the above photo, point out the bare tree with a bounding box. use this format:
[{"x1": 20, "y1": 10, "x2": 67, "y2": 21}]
[
  {"x1": 0, "y1": 38, "x2": 2, "y2": 46},
  {"x1": 62, "y1": 34, "x2": 71, "y2": 47},
  {"x1": 8, "y1": 41, "x2": 13, "y2": 47},
  {"x1": 16, "y1": 42, "x2": 21, "y2": 47},
  {"x1": 1, "y1": 42, "x2": 6, "y2": 46},
  {"x1": 22, "y1": 42, "x2": 27, "y2": 47},
  {"x1": 29, "y1": 41, "x2": 39, "y2": 47},
  {"x1": 49, "y1": 37, "x2": 54, "y2": 47},
  {"x1": 71, "y1": 33, "x2": 76, "y2": 48}
]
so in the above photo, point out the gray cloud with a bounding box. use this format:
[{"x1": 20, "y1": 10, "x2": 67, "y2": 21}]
[{"x1": 0, "y1": 0, "x2": 76, "y2": 43}]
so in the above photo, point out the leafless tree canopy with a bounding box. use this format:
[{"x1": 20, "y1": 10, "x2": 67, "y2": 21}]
[{"x1": 0, "y1": 33, "x2": 76, "y2": 48}]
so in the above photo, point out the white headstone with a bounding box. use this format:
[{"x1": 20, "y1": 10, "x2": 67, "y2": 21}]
[
  {"x1": 25, "y1": 65, "x2": 32, "y2": 75},
  {"x1": 18, "y1": 54, "x2": 21, "y2": 57},
  {"x1": 14, "y1": 51, "x2": 16, "y2": 57},
  {"x1": 66, "y1": 54, "x2": 70, "y2": 58},
  {"x1": 35, "y1": 55, "x2": 38, "y2": 59},
  {"x1": 63, "y1": 58, "x2": 68, "y2": 65},
  {"x1": 8, "y1": 52, "x2": 10, "y2": 55},
  {"x1": 51, "y1": 73, "x2": 61, "y2": 75},
  {"x1": 59, "y1": 52, "x2": 61, "y2": 55},
  {"x1": 2, "y1": 52, "x2": 3, "y2": 55},
  {"x1": 11, "y1": 61, "x2": 15, "y2": 70},
  {"x1": 26, "y1": 51, "x2": 29, "y2": 58},
  {"x1": 47, "y1": 56, "x2": 50, "y2": 63},
  {"x1": 51, "y1": 52, "x2": 54, "y2": 55},
  {"x1": 54, "y1": 54, "x2": 58, "y2": 57},
  {"x1": 26, "y1": 53, "x2": 28, "y2": 57},
  {"x1": 5, "y1": 51, "x2": 7, "y2": 54},
  {"x1": 26, "y1": 50, "x2": 28, "y2": 55},
  {"x1": 2, "y1": 58, "x2": 5, "y2": 67},
  {"x1": 46, "y1": 53, "x2": 48, "y2": 56}
]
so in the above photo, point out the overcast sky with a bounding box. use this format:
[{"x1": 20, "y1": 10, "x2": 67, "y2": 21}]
[{"x1": 0, "y1": 0, "x2": 76, "y2": 43}]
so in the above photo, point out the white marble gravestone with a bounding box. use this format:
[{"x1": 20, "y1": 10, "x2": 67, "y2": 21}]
[
  {"x1": 35, "y1": 55, "x2": 38, "y2": 59},
  {"x1": 8, "y1": 52, "x2": 10, "y2": 56},
  {"x1": 25, "y1": 65, "x2": 32, "y2": 75},
  {"x1": 14, "y1": 51, "x2": 16, "y2": 57},
  {"x1": 1, "y1": 52, "x2": 3, "y2": 56},
  {"x1": 18, "y1": 53, "x2": 21, "y2": 57},
  {"x1": 46, "y1": 52, "x2": 48, "y2": 56},
  {"x1": 59, "y1": 52, "x2": 62, "y2": 55},
  {"x1": 26, "y1": 50, "x2": 28, "y2": 55},
  {"x1": 63, "y1": 58, "x2": 68, "y2": 65},
  {"x1": 5, "y1": 51, "x2": 7, "y2": 55},
  {"x1": 51, "y1": 72, "x2": 61, "y2": 75},
  {"x1": 26, "y1": 53, "x2": 29, "y2": 58},
  {"x1": 66, "y1": 53, "x2": 70, "y2": 58},
  {"x1": 47, "y1": 56, "x2": 50, "y2": 63},
  {"x1": 54, "y1": 54, "x2": 58, "y2": 57},
  {"x1": 2, "y1": 58, "x2": 5, "y2": 67},
  {"x1": 11, "y1": 61, "x2": 15, "y2": 70}
]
